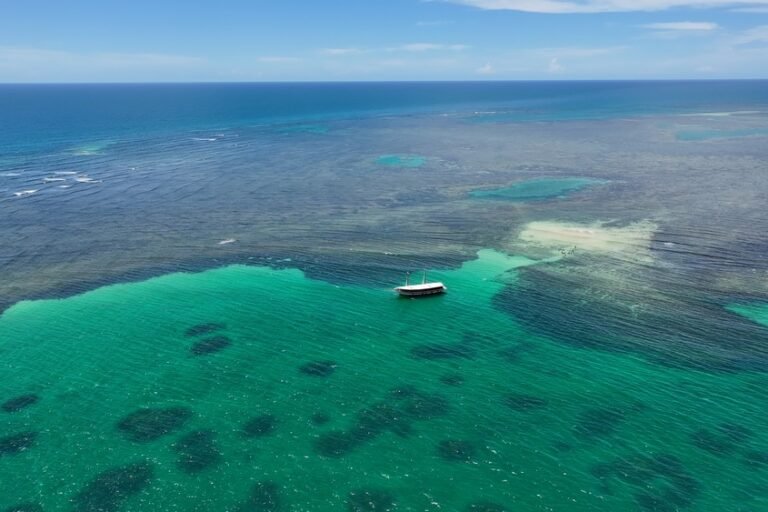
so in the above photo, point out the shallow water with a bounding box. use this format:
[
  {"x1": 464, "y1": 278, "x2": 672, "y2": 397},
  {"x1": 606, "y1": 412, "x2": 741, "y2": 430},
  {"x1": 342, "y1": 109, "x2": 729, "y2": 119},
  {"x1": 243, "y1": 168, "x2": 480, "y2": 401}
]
[
  {"x1": 469, "y1": 178, "x2": 605, "y2": 201},
  {"x1": 2, "y1": 82, "x2": 768, "y2": 511}
]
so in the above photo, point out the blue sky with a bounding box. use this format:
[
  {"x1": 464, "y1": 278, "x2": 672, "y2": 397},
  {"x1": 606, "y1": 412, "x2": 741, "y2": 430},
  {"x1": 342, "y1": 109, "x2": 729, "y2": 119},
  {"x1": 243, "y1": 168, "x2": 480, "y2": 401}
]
[{"x1": 1, "y1": 0, "x2": 767, "y2": 81}]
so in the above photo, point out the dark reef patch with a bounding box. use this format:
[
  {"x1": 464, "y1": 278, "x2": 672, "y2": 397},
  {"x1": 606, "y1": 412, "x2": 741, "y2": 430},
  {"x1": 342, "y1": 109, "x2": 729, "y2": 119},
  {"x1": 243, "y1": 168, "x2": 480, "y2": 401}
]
[
  {"x1": 0, "y1": 431, "x2": 37, "y2": 456},
  {"x1": 72, "y1": 461, "x2": 154, "y2": 512},
  {"x1": 299, "y1": 360, "x2": 337, "y2": 377},
  {"x1": 356, "y1": 403, "x2": 411, "y2": 438},
  {"x1": 494, "y1": 265, "x2": 768, "y2": 372},
  {"x1": 573, "y1": 407, "x2": 627, "y2": 440},
  {"x1": 3, "y1": 504, "x2": 43, "y2": 512},
  {"x1": 315, "y1": 430, "x2": 360, "y2": 458},
  {"x1": 591, "y1": 453, "x2": 700, "y2": 511},
  {"x1": 310, "y1": 412, "x2": 331, "y2": 426},
  {"x1": 410, "y1": 343, "x2": 474, "y2": 360},
  {"x1": 465, "y1": 502, "x2": 509, "y2": 512},
  {"x1": 314, "y1": 387, "x2": 449, "y2": 457},
  {"x1": 236, "y1": 481, "x2": 282, "y2": 512},
  {"x1": 347, "y1": 489, "x2": 396, "y2": 512},
  {"x1": 243, "y1": 414, "x2": 278, "y2": 438},
  {"x1": 497, "y1": 342, "x2": 533, "y2": 364},
  {"x1": 437, "y1": 439, "x2": 476, "y2": 462},
  {"x1": 503, "y1": 393, "x2": 548, "y2": 412},
  {"x1": 690, "y1": 423, "x2": 754, "y2": 457},
  {"x1": 185, "y1": 322, "x2": 226, "y2": 337},
  {"x1": 116, "y1": 406, "x2": 192, "y2": 443},
  {"x1": 2, "y1": 394, "x2": 40, "y2": 413},
  {"x1": 173, "y1": 430, "x2": 222, "y2": 474},
  {"x1": 743, "y1": 450, "x2": 768, "y2": 468},
  {"x1": 439, "y1": 373, "x2": 465, "y2": 386},
  {"x1": 191, "y1": 335, "x2": 232, "y2": 356},
  {"x1": 400, "y1": 391, "x2": 449, "y2": 420}
]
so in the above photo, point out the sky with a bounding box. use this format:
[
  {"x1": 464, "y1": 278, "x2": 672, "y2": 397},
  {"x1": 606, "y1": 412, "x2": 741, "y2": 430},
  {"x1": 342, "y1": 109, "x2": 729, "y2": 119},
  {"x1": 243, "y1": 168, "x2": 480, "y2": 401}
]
[{"x1": 0, "y1": 0, "x2": 767, "y2": 82}]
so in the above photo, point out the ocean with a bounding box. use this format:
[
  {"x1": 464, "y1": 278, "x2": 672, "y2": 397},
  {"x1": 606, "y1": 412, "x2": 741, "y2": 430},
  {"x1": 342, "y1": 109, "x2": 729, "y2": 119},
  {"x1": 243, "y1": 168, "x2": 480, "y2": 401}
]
[{"x1": 1, "y1": 81, "x2": 768, "y2": 511}]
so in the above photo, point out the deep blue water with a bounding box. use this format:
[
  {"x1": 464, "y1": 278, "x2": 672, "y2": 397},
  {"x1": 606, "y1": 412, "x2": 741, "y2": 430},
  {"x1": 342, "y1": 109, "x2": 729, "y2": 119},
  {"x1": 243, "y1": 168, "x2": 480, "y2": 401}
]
[{"x1": 2, "y1": 81, "x2": 768, "y2": 158}]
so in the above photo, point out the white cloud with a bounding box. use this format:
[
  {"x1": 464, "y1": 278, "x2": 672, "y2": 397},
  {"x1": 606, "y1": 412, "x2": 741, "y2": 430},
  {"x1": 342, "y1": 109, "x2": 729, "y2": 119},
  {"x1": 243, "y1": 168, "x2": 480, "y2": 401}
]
[
  {"x1": 535, "y1": 46, "x2": 626, "y2": 57},
  {"x1": 641, "y1": 22, "x2": 719, "y2": 30},
  {"x1": 476, "y1": 62, "x2": 496, "y2": 74},
  {"x1": 440, "y1": 0, "x2": 768, "y2": 14},
  {"x1": 733, "y1": 24, "x2": 768, "y2": 44},
  {"x1": 731, "y1": 6, "x2": 768, "y2": 11},
  {"x1": 548, "y1": 57, "x2": 563, "y2": 72},
  {"x1": 320, "y1": 48, "x2": 363, "y2": 56},
  {"x1": 394, "y1": 43, "x2": 470, "y2": 52}
]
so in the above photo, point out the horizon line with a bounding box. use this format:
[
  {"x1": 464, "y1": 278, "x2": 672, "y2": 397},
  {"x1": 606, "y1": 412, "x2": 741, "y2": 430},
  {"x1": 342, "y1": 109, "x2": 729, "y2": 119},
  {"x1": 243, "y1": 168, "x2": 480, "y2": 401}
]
[{"x1": 1, "y1": 77, "x2": 767, "y2": 86}]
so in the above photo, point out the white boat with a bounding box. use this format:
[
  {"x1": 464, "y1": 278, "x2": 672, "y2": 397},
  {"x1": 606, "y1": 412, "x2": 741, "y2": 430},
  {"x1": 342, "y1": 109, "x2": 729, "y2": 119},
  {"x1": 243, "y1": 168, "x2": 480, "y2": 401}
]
[{"x1": 395, "y1": 271, "x2": 446, "y2": 297}]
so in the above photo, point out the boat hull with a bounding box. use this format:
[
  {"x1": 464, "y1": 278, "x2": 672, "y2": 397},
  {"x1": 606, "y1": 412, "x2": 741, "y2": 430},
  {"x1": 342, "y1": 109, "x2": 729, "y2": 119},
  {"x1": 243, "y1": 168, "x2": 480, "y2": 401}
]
[{"x1": 395, "y1": 284, "x2": 447, "y2": 297}]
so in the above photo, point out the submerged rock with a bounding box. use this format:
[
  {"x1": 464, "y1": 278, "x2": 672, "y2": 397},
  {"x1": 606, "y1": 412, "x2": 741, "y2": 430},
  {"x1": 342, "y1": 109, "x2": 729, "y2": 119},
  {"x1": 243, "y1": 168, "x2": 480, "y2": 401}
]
[
  {"x1": 299, "y1": 360, "x2": 337, "y2": 377},
  {"x1": 1, "y1": 394, "x2": 40, "y2": 413},
  {"x1": 173, "y1": 430, "x2": 222, "y2": 474},
  {"x1": 191, "y1": 335, "x2": 232, "y2": 356},
  {"x1": 185, "y1": 322, "x2": 226, "y2": 337},
  {"x1": 236, "y1": 481, "x2": 282, "y2": 511},
  {"x1": 347, "y1": 489, "x2": 396, "y2": 512},
  {"x1": 0, "y1": 431, "x2": 37, "y2": 457},
  {"x1": 502, "y1": 393, "x2": 548, "y2": 412},
  {"x1": 72, "y1": 461, "x2": 154, "y2": 512},
  {"x1": 242, "y1": 414, "x2": 278, "y2": 438},
  {"x1": 437, "y1": 439, "x2": 476, "y2": 462},
  {"x1": 116, "y1": 406, "x2": 192, "y2": 443}
]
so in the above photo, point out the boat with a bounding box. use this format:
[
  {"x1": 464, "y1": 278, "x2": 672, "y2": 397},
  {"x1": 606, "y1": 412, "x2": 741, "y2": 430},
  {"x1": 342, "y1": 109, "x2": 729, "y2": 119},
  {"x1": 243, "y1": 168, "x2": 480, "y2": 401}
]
[{"x1": 394, "y1": 271, "x2": 446, "y2": 297}]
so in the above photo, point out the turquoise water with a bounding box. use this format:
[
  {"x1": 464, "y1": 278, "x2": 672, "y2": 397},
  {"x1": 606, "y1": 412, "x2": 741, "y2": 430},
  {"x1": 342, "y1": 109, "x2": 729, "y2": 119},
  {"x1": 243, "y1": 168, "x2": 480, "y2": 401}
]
[
  {"x1": 376, "y1": 155, "x2": 427, "y2": 168},
  {"x1": 469, "y1": 178, "x2": 606, "y2": 201},
  {"x1": 2, "y1": 82, "x2": 768, "y2": 511}
]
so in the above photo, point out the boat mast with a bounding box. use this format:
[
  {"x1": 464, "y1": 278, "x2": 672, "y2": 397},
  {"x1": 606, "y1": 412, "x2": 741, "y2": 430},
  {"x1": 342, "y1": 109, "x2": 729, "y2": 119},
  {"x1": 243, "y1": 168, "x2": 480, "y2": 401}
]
[
  {"x1": 422, "y1": 271, "x2": 427, "y2": 284},
  {"x1": 405, "y1": 272, "x2": 410, "y2": 286}
]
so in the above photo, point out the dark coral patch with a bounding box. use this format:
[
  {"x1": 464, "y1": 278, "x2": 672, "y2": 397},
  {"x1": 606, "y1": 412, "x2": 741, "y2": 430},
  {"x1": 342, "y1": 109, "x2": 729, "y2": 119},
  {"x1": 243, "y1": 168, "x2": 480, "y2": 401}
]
[
  {"x1": 2, "y1": 394, "x2": 40, "y2": 413},
  {"x1": 313, "y1": 387, "x2": 449, "y2": 458},
  {"x1": 185, "y1": 322, "x2": 226, "y2": 337},
  {"x1": 465, "y1": 502, "x2": 509, "y2": 512},
  {"x1": 191, "y1": 335, "x2": 232, "y2": 356},
  {"x1": 243, "y1": 415, "x2": 278, "y2": 438},
  {"x1": 503, "y1": 393, "x2": 547, "y2": 412},
  {"x1": 0, "y1": 431, "x2": 37, "y2": 456},
  {"x1": 401, "y1": 392, "x2": 449, "y2": 420},
  {"x1": 437, "y1": 439, "x2": 476, "y2": 462},
  {"x1": 236, "y1": 481, "x2": 282, "y2": 512},
  {"x1": 717, "y1": 422, "x2": 754, "y2": 443},
  {"x1": 116, "y1": 406, "x2": 192, "y2": 443},
  {"x1": 173, "y1": 430, "x2": 222, "y2": 474},
  {"x1": 691, "y1": 423, "x2": 754, "y2": 456},
  {"x1": 410, "y1": 343, "x2": 474, "y2": 360},
  {"x1": 389, "y1": 385, "x2": 419, "y2": 400},
  {"x1": 591, "y1": 453, "x2": 699, "y2": 511},
  {"x1": 314, "y1": 430, "x2": 359, "y2": 458},
  {"x1": 743, "y1": 450, "x2": 768, "y2": 468},
  {"x1": 310, "y1": 412, "x2": 331, "y2": 426},
  {"x1": 497, "y1": 342, "x2": 533, "y2": 364},
  {"x1": 4, "y1": 504, "x2": 43, "y2": 512},
  {"x1": 690, "y1": 429, "x2": 736, "y2": 456},
  {"x1": 299, "y1": 360, "x2": 337, "y2": 377},
  {"x1": 347, "y1": 489, "x2": 396, "y2": 512},
  {"x1": 356, "y1": 403, "x2": 411, "y2": 438},
  {"x1": 573, "y1": 407, "x2": 626, "y2": 440},
  {"x1": 439, "y1": 374, "x2": 465, "y2": 386},
  {"x1": 72, "y1": 461, "x2": 154, "y2": 512}
]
